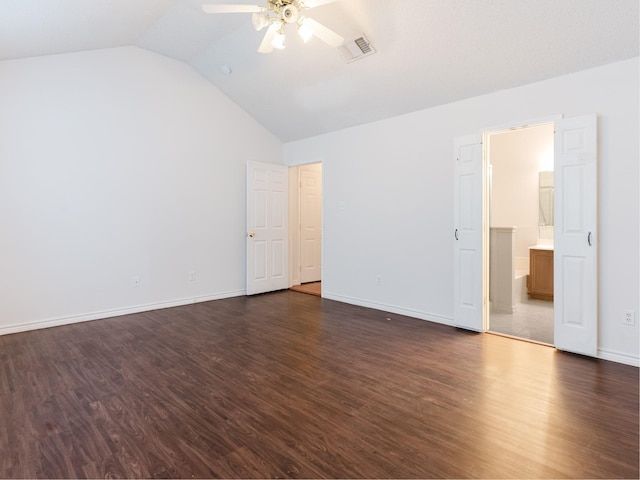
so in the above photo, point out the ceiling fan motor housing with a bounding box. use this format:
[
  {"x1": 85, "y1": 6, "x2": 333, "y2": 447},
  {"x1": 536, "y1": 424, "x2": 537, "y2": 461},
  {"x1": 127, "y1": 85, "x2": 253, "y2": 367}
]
[{"x1": 281, "y1": 4, "x2": 299, "y2": 23}]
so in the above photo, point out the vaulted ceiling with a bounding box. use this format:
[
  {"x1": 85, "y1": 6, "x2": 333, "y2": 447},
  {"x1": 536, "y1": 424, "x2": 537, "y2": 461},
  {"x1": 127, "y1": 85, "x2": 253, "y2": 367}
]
[{"x1": 1, "y1": 0, "x2": 638, "y2": 141}]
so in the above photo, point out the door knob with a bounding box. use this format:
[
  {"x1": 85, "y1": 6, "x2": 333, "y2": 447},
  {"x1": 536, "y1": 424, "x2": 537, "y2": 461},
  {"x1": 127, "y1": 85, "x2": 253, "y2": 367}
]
[{"x1": 248, "y1": 232, "x2": 256, "y2": 238}]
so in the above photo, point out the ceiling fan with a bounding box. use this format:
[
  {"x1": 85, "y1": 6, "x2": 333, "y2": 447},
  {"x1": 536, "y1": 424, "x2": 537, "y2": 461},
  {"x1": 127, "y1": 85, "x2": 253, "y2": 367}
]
[{"x1": 202, "y1": 0, "x2": 344, "y2": 53}]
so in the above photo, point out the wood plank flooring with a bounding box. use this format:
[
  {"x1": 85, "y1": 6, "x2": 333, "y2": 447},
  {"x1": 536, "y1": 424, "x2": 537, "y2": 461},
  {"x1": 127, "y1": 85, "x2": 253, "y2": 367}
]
[{"x1": 0, "y1": 291, "x2": 638, "y2": 478}]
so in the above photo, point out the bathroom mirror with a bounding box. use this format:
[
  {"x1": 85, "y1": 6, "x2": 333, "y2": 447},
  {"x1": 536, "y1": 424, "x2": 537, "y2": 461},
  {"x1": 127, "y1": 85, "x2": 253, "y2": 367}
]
[{"x1": 539, "y1": 171, "x2": 554, "y2": 226}]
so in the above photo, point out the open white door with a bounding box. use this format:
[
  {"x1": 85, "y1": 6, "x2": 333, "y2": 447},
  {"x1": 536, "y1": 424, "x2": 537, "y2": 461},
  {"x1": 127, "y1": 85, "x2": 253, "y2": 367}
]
[
  {"x1": 246, "y1": 161, "x2": 288, "y2": 295},
  {"x1": 453, "y1": 134, "x2": 484, "y2": 331},
  {"x1": 554, "y1": 115, "x2": 598, "y2": 356},
  {"x1": 299, "y1": 164, "x2": 323, "y2": 284}
]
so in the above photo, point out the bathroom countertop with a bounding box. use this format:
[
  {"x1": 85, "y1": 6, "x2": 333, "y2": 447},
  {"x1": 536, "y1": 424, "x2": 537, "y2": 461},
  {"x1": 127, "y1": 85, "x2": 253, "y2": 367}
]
[{"x1": 529, "y1": 245, "x2": 554, "y2": 250}]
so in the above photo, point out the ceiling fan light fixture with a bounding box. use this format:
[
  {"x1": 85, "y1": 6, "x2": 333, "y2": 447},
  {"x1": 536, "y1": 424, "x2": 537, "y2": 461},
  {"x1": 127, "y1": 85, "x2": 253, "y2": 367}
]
[
  {"x1": 202, "y1": 1, "x2": 344, "y2": 53},
  {"x1": 297, "y1": 17, "x2": 313, "y2": 43},
  {"x1": 281, "y1": 4, "x2": 299, "y2": 24},
  {"x1": 271, "y1": 28, "x2": 286, "y2": 50},
  {"x1": 252, "y1": 12, "x2": 270, "y2": 31}
]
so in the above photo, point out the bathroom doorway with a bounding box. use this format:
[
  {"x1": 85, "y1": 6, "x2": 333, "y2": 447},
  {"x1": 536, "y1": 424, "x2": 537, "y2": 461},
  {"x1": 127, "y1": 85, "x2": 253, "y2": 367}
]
[{"x1": 486, "y1": 123, "x2": 555, "y2": 344}]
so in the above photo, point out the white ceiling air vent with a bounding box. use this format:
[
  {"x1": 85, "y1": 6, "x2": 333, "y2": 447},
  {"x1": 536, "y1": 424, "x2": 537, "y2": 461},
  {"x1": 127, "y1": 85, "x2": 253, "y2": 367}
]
[{"x1": 339, "y1": 34, "x2": 376, "y2": 63}]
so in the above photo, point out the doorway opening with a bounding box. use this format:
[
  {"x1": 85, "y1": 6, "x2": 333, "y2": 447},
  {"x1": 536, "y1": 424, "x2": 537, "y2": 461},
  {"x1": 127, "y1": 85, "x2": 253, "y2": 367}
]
[
  {"x1": 485, "y1": 123, "x2": 555, "y2": 344},
  {"x1": 454, "y1": 115, "x2": 597, "y2": 354},
  {"x1": 288, "y1": 163, "x2": 322, "y2": 297}
]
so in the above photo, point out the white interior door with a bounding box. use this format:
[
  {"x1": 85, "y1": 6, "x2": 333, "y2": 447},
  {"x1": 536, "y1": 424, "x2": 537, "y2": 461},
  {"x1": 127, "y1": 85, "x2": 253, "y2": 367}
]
[
  {"x1": 453, "y1": 134, "x2": 485, "y2": 331},
  {"x1": 554, "y1": 115, "x2": 598, "y2": 356},
  {"x1": 299, "y1": 164, "x2": 322, "y2": 284},
  {"x1": 246, "y1": 161, "x2": 288, "y2": 295}
]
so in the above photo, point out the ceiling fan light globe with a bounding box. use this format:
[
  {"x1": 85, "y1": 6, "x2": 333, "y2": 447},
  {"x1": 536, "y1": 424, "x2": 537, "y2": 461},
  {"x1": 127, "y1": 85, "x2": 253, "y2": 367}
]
[
  {"x1": 298, "y1": 19, "x2": 313, "y2": 43},
  {"x1": 252, "y1": 12, "x2": 270, "y2": 31},
  {"x1": 271, "y1": 30, "x2": 286, "y2": 50}
]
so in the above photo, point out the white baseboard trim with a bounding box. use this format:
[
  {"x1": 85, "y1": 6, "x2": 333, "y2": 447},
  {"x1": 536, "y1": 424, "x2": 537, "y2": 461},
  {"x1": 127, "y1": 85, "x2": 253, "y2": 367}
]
[
  {"x1": 322, "y1": 292, "x2": 454, "y2": 327},
  {"x1": 5, "y1": 290, "x2": 637, "y2": 368},
  {"x1": 323, "y1": 293, "x2": 639, "y2": 368},
  {"x1": 598, "y1": 348, "x2": 640, "y2": 367},
  {"x1": 0, "y1": 289, "x2": 246, "y2": 337}
]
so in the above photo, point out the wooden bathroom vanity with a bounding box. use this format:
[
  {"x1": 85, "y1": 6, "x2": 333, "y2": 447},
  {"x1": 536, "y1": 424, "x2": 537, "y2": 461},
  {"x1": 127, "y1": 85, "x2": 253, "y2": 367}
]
[{"x1": 527, "y1": 246, "x2": 554, "y2": 301}]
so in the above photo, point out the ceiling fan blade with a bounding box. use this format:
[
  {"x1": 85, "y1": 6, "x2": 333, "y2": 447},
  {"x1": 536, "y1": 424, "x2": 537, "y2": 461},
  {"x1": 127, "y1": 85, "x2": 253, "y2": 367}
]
[
  {"x1": 202, "y1": 4, "x2": 263, "y2": 13},
  {"x1": 258, "y1": 23, "x2": 279, "y2": 54},
  {"x1": 303, "y1": 0, "x2": 337, "y2": 8},
  {"x1": 303, "y1": 17, "x2": 344, "y2": 47}
]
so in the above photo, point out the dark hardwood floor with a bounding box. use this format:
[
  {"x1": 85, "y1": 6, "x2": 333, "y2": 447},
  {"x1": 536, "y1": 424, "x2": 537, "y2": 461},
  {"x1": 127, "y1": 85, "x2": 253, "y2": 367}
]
[{"x1": 0, "y1": 291, "x2": 638, "y2": 479}]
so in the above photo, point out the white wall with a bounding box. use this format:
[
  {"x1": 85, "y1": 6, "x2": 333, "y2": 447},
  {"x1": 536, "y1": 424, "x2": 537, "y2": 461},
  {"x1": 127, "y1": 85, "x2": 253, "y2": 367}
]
[
  {"x1": 0, "y1": 47, "x2": 283, "y2": 333},
  {"x1": 285, "y1": 58, "x2": 640, "y2": 366}
]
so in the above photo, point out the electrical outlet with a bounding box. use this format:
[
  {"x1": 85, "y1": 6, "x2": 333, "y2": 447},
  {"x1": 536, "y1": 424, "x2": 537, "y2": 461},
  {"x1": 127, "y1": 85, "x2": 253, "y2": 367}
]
[
  {"x1": 189, "y1": 271, "x2": 196, "y2": 282},
  {"x1": 132, "y1": 276, "x2": 140, "y2": 287},
  {"x1": 376, "y1": 274, "x2": 382, "y2": 286},
  {"x1": 623, "y1": 310, "x2": 635, "y2": 326}
]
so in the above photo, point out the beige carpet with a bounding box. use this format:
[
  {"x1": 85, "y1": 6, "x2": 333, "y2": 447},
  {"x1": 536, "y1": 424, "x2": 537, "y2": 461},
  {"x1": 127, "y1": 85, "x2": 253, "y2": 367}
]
[{"x1": 289, "y1": 282, "x2": 321, "y2": 297}]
